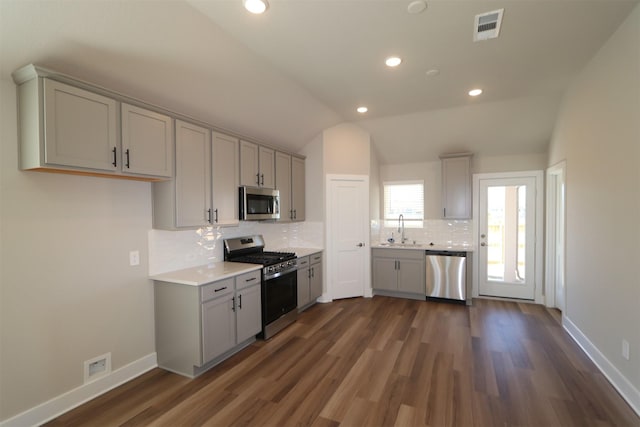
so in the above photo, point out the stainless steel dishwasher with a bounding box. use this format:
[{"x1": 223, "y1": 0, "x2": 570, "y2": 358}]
[{"x1": 425, "y1": 250, "x2": 467, "y2": 302}]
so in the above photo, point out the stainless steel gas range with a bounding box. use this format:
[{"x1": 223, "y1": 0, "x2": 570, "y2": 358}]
[{"x1": 224, "y1": 235, "x2": 297, "y2": 339}]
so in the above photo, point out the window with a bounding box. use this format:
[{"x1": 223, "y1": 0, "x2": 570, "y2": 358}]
[{"x1": 383, "y1": 181, "x2": 424, "y2": 228}]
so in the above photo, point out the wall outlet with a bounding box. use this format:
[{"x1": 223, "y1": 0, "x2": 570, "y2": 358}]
[
  {"x1": 84, "y1": 352, "x2": 111, "y2": 383},
  {"x1": 622, "y1": 339, "x2": 630, "y2": 360},
  {"x1": 129, "y1": 250, "x2": 140, "y2": 266}
]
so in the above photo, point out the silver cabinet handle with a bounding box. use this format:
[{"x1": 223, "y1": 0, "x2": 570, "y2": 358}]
[
  {"x1": 112, "y1": 147, "x2": 117, "y2": 167},
  {"x1": 294, "y1": 209, "x2": 297, "y2": 219},
  {"x1": 356, "y1": 243, "x2": 364, "y2": 247},
  {"x1": 214, "y1": 208, "x2": 219, "y2": 223},
  {"x1": 256, "y1": 173, "x2": 260, "y2": 185},
  {"x1": 261, "y1": 174, "x2": 264, "y2": 186},
  {"x1": 245, "y1": 277, "x2": 257, "y2": 282},
  {"x1": 238, "y1": 294, "x2": 242, "y2": 309},
  {"x1": 207, "y1": 208, "x2": 213, "y2": 224},
  {"x1": 214, "y1": 286, "x2": 227, "y2": 292},
  {"x1": 232, "y1": 296, "x2": 236, "y2": 312},
  {"x1": 125, "y1": 149, "x2": 130, "y2": 169}
]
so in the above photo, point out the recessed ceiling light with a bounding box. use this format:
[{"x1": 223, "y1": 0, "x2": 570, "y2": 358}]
[
  {"x1": 357, "y1": 106, "x2": 368, "y2": 113},
  {"x1": 468, "y1": 88, "x2": 483, "y2": 97},
  {"x1": 425, "y1": 69, "x2": 440, "y2": 77},
  {"x1": 385, "y1": 57, "x2": 402, "y2": 67},
  {"x1": 407, "y1": 0, "x2": 428, "y2": 14},
  {"x1": 243, "y1": 0, "x2": 269, "y2": 14}
]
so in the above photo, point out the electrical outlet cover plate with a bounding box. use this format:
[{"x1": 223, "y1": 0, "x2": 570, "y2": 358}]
[{"x1": 84, "y1": 352, "x2": 112, "y2": 383}]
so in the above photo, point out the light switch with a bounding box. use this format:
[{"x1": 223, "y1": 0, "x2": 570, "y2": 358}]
[{"x1": 129, "y1": 250, "x2": 140, "y2": 266}]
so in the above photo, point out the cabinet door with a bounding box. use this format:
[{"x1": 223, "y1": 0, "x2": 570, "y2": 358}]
[
  {"x1": 259, "y1": 146, "x2": 275, "y2": 189},
  {"x1": 236, "y1": 284, "x2": 262, "y2": 343},
  {"x1": 372, "y1": 257, "x2": 398, "y2": 291},
  {"x1": 240, "y1": 140, "x2": 259, "y2": 187},
  {"x1": 212, "y1": 132, "x2": 239, "y2": 226},
  {"x1": 297, "y1": 266, "x2": 310, "y2": 308},
  {"x1": 201, "y1": 293, "x2": 236, "y2": 364},
  {"x1": 397, "y1": 258, "x2": 426, "y2": 294},
  {"x1": 43, "y1": 79, "x2": 117, "y2": 171},
  {"x1": 310, "y1": 262, "x2": 323, "y2": 300},
  {"x1": 175, "y1": 120, "x2": 211, "y2": 227},
  {"x1": 121, "y1": 103, "x2": 173, "y2": 178},
  {"x1": 291, "y1": 157, "x2": 305, "y2": 221},
  {"x1": 442, "y1": 155, "x2": 471, "y2": 219},
  {"x1": 275, "y1": 152, "x2": 292, "y2": 221}
]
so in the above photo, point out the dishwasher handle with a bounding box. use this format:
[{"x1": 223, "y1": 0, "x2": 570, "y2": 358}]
[{"x1": 425, "y1": 250, "x2": 466, "y2": 257}]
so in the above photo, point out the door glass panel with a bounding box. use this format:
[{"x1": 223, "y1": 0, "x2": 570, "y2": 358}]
[{"x1": 486, "y1": 185, "x2": 526, "y2": 283}]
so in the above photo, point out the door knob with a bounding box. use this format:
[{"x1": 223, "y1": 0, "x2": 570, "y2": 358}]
[
  {"x1": 481, "y1": 242, "x2": 486, "y2": 247},
  {"x1": 481, "y1": 234, "x2": 486, "y2": 238}
]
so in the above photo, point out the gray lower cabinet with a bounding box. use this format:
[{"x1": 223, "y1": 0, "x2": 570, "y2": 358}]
[
  {"x1": 297, "y1": 252, "x2": 323, "y2": 311},
  {"x1": 155, "y1": 269, "x2": 261, "y2": 378},
  {"x1": 372, "y1": 248, "x2": 425, "y2": 299}
]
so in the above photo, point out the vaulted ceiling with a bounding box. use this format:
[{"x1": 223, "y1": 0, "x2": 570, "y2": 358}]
[{"x1": 1, "y1": 0, "x2": 637, "y2": 164}]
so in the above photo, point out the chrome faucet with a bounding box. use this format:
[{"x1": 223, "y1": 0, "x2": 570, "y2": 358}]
[{"x1": 398, "y1": 214, "x2": 407, "y2": 244}]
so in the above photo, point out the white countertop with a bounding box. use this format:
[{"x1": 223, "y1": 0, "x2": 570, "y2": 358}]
[
  {"x1": 371, "y1": 243, "x2": 474, "y2": 252},
  {"x1": 150, "y1": 262, "x2": 262, "y2": 286}
]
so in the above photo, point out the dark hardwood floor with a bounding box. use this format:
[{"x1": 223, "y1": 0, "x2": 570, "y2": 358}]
[{"x1": 47, "y1": 297, "x2": 639, "y2": 426}]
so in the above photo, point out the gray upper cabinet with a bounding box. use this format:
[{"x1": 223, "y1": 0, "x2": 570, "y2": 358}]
[
  {"x1": 121, "y1": 103, "x2": 173, "y2": 178},
  {"x1": 441, "y1": 153, "x2": 472, "y2": 219},
  {"x1": 153, "y1": 120, "x2": 211, "y2": 229},
  {"x1": 291, "y1": 156, "x2": 305, "y2": 221},
  {"x1": 275, "y1": 152, "x2": 305, "y2": 222},
  {"x1": 240, "y1": 140, "x2": 275, "y2": 189},
  {"x1": 275, "y1": 152, "x2": 292, "y2": 221},
  {"x1": 175, "y1": 121, "x2": 212, "y2": 227},
  {"x1": 41, "y1": 78, "x2": 118, "y2": 172},
  {"x1": 14, "y1": 67, "x2": 175, "y2": 181},
  {"x1": 212, "y1": 132, "x2": 240, "y2": 226},
  {"x1": 153, "y1": 124, "x2": 243, "y2": 230}
]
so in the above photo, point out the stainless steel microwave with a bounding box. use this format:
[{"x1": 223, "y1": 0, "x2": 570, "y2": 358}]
[{"x1": 239, "y1": 186, "x2": 280, "y2": 220}]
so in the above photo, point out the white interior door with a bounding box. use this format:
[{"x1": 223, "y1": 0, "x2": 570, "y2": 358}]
[
  {"x1": 478, "y1": 175, "x2": 538, "y2": 300},
  {"x1": 327, "y1": 176, "x2": 369, "y2": 300}
]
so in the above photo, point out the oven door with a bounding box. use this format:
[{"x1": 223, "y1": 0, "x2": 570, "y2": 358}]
[{"x1": 263, "y1": 269, "x2": 297, "y2": 326}]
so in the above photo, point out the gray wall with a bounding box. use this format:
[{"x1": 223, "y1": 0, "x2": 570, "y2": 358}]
[
  {"x1": 0, "y1": 79, "x2": 156, "y2": 420},
  {"x1": 548, "y1": 4, "x2": 640, "y2": 396}
]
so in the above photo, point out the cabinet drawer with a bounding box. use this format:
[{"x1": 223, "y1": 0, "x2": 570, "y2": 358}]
[
  {"x1": 372, "y1": 248, "x2": 424, "y2": 260},
  {"x1": 297, "y1": 256, "x2": 310, "y2": 268},
  {"x1": 236, "y1": 270, "x2": 261, "y2": 291},
  {"x1": 201, "y1": 278, "x2": 234, "y2": 302},
  {"x1": 310, "y1": 253, "x2": 322, "y2": 264}
]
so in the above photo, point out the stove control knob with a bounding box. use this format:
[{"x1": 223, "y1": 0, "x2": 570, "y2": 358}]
[{"x1": 280, "y1": 263, "x2": 286, "y2": 269}]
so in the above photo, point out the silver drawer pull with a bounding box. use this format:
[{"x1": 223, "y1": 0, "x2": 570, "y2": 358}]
[
  {"x1": 245, "y1": 277, "x2": 257, "y2": 282},
  {"x1": 214, "y1": 286, "x2": 228, "y2": 292}
]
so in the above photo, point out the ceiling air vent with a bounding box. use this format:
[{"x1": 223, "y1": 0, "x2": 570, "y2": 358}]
[{"x1": 473, "y1": 9, "x2": 504, "y2": 42}]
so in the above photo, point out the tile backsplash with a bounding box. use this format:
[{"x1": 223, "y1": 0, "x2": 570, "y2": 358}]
[
  {"x1": 149, "y1": 221, "x2": 324, "y2": 275},
  {"x1": 371, "y1": 219, "x2": 473, "y2": 247}
]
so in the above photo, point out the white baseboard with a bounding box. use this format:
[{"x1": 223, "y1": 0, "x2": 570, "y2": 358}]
[
  {"x1": 563, "y1": 316, "x2": 640, "y2": 416},
  {"x1": 1, "y1": 352, "x2": 157, "y2": 427}
]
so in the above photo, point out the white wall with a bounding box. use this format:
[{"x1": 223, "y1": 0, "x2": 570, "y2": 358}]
[
  {"x1": 0, "y1": 79, "x2": 155, "y2": 421},
  {"x1": 548, "y1": 3, "x2": 640, "y2": 407},
  {"x1": 323, "y1": 123, "x2": 371, "y2": 175}
]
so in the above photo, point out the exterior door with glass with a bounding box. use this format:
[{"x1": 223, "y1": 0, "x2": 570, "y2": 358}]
[{"x1": 478, "y1": 175, "x2": 538, "y2": 300}]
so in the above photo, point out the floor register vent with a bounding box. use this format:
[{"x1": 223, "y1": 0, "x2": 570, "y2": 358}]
[{"x1": 474, "y1": 8, "x2": 504, "y2": 41}]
